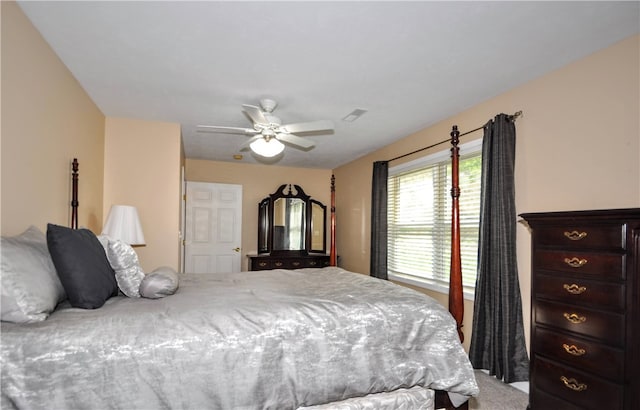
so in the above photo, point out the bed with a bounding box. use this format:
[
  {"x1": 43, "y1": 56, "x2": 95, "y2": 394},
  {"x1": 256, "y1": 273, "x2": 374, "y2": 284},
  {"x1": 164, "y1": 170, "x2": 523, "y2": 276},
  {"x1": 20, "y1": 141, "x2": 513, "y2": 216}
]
[{"x1": 1, "y1": 128, "x2": 478, "y2": 409}]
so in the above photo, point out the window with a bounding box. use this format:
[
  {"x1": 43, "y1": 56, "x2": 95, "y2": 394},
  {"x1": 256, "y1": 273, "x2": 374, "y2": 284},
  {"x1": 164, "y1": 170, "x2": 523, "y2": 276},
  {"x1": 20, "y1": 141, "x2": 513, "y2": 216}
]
[{"x1": 387, "y1": 139, "x2": 482, "y2": 299}]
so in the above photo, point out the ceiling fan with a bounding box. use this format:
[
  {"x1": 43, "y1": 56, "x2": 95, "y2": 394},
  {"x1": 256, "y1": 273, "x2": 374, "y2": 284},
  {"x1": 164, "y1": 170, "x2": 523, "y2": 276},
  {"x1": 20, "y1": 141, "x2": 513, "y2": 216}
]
[{"x1": 197, "y1": 99, "x2": 334, "y2": 157}]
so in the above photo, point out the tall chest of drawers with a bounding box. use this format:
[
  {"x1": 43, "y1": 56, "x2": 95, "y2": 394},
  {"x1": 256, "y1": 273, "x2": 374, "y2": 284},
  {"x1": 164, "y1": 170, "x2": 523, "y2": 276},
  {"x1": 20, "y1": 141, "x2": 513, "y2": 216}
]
[{"x1": 520, "y1": 209, "x2": 640, "y2": 410}]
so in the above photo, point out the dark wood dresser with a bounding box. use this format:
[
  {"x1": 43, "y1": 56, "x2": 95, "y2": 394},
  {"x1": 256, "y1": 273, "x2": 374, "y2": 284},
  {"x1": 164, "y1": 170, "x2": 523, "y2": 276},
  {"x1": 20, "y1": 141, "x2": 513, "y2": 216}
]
[
  {"x1": 247, "y1": 253, "x2": 331, "y2": 271},
  {"x1": 520, "y1": 209, "x2": 640, "y2": 410}
]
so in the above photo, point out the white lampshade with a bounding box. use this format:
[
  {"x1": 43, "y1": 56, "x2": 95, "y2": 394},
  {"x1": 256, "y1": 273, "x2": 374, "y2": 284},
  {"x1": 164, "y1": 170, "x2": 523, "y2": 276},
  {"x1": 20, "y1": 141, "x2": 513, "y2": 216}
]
[
  {"x1": 102, "y1": 205, "x2": 146, "y2": 245},
  {"x1": 250, "y1": 137, "x2": 285, "y2": 158}
]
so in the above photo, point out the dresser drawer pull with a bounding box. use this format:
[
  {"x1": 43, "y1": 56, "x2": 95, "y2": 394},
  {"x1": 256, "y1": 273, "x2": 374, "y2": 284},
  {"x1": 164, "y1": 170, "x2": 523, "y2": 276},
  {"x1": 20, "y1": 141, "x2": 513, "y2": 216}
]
[
  {"x1": 309, "y1": 261, "x2": 317, "y2": 266},
  {"x1": 258, "y1": 262, "x2": 268, "y2": 267},
  {"x1": 560, "y1": 376, "x2": 587, "y2": 392},
  {"x1": 564, "y1": 257, "x2": 588, "y2": 268},
  {"x1": 292, "y1": 261, "x2": 301, "y2": 266},
  {"x1": 562, "y1": 343, "x2": 586, "y2": 356},
  {"x1": 563, "y1": 312, "x2": 586, "y2": 324},
  {"x1": 563, "y1": 283, "x2": 587, "y2": 294},
  {"x1": 274, "y1": 262, "x2": 283, "y2": 267},
  {"x1": 564, "y1": 231, "x2": 588, "y2": 241}
]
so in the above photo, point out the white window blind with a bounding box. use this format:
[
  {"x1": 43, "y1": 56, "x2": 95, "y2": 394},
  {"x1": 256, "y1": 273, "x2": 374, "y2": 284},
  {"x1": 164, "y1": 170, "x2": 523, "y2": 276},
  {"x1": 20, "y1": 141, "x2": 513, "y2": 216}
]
[{"x1": 387, "y1": 141, "x2": 482, "y2": 297}]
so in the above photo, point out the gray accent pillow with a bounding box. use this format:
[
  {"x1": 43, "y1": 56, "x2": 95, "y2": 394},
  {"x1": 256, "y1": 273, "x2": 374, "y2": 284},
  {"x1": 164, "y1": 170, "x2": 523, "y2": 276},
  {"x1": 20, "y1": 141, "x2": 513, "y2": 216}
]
[
  {"x1": 140, "y1": 266, "x2": 179, "y2": 299},
  {"x1": 47, "y1": 224, "x2": 118, "y2": 309},
  {"x1": 1, "y1": 226, "x2": 66, "y2": 323},
  {"x1": 104, "y1": 239, "x2": 145, "y2": 298}
]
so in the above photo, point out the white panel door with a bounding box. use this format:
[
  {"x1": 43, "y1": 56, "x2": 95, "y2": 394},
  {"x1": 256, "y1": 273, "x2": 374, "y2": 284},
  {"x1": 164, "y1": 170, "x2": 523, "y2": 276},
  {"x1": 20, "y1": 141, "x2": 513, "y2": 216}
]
[{"x1": 184, "y1": 182, "x2": 242, "y2": 273}]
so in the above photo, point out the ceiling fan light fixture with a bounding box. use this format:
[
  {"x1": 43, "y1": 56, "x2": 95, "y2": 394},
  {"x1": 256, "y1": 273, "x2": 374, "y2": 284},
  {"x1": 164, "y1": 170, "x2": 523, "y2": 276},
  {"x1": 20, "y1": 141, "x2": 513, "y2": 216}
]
[{"x1": 250, "y1": 137, "x2": 285, "y2": 158}]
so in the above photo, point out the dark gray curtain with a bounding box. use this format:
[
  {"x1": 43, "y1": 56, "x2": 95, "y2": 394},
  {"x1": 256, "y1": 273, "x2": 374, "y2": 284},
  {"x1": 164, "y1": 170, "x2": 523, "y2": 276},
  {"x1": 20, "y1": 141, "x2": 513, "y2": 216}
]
[
  {"x1": 469, "y1": 114, "x2": 529, "y2": 382},
  {"x1": 370, "y1": 161, "x2": 388, "y2": 279}
]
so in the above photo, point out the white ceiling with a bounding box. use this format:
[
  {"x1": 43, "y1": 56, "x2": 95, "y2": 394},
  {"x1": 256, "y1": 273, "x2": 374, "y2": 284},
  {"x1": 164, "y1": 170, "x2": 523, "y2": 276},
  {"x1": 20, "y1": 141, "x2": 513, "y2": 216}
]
[{"x1": 18, "y1": 1, "x2": 639, "y2": 169}]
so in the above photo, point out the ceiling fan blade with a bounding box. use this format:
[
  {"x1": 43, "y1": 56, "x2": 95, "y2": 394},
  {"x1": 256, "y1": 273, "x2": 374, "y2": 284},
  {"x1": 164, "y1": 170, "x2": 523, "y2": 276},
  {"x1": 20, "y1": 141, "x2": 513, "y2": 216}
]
[
  {"x1": 242, "y1": 104, "x2": 268, "y2": 124},
  {"x1": 279, "y1": 120, "x2": 334, "y2": 134},
  {"x1": 197, "y1": 125, "x2": 259, "y2": 135},
  {"x1": 276, "y1": 133, "x2": 315, "y2": 149}
]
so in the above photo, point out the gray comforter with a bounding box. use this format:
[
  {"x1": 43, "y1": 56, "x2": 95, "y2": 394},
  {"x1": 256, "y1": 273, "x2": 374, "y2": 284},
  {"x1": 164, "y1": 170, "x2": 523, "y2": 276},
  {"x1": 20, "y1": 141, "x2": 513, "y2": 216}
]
[{"x1": 1, "y1": 267, "x2": 478, "y2": 409}]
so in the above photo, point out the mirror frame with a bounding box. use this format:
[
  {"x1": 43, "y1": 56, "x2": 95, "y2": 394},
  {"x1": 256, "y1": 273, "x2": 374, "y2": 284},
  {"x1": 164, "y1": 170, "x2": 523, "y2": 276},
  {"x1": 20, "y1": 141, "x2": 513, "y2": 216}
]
[
  {"x1": 257, "y1": 198, "x2": 270, "y2": 253},
  {"x1": 308, "y1": 199, "x2": 327, "y2": 253},
  {"x1": 258, "y1": 184, "x2": 327, "y2": 255}
]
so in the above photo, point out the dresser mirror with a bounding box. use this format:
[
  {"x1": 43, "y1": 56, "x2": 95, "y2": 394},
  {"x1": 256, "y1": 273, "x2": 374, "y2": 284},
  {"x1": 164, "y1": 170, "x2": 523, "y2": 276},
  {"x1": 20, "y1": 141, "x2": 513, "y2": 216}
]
[
  {"x1": 258, "y1": 198, "x2": 270, "y2": 253},
  {"x1": 258, "y1": 184, "x2": 326, "y2": 255},
  {"x1": 310, "y1": 200, "x2": 326, "y2": 251}
]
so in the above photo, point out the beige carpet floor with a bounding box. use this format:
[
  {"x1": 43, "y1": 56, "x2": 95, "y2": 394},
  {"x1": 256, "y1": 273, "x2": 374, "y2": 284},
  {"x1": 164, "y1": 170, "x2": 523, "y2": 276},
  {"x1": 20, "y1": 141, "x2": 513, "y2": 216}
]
[{"x1": 468, "y1": 371, "x2": 529, "y2": 410}]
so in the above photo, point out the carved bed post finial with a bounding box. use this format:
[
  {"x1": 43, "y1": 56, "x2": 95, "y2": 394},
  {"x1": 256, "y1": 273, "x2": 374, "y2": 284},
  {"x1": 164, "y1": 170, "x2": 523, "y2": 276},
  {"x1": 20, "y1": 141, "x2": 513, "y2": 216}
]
[
  {"x1": 449, "y1": 126, "x2": 464, "y2": 343},
  {"x1": 71, "y1": 158, "x2": 79, "y2": 229},
  {"x1": 330, "y1": 175, "x2": 337, "y2": 266}
]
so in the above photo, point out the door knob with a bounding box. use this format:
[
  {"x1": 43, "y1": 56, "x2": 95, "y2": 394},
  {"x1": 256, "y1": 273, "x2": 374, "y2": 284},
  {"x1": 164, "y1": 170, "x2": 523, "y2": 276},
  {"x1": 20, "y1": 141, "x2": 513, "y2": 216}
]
[{"x1": 233, "y1": 247, "x2": 240, "y2": 252}]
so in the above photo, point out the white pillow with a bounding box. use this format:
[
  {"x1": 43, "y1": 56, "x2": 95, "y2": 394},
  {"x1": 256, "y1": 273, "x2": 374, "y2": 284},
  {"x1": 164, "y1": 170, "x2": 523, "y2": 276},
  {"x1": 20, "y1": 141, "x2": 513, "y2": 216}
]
[
  {"x1": 1, "y1": 226, "x2": 66, "y2": 323},
  {"x1": 140, "y1": 266, "x2": 179, "y2": 299},
  {"x1": 102, "y1": 238, "x2": 145, "y2": 298}
]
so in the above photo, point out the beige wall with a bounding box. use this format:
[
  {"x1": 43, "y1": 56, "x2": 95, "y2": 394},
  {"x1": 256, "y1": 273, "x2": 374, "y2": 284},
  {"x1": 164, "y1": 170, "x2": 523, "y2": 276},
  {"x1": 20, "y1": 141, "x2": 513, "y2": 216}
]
[
  {"x1": 1, "y1": 2, "x2": 106, "y2": 235},
  {"x1": 186, "y1": 159, "x2": 333, "y2": 271},
  {"x1": 333, "y1": 34, "x2": 640, "y2": 351},
  {"x1": 104, "y1": 117, "x2": 182, "y2": 272}
]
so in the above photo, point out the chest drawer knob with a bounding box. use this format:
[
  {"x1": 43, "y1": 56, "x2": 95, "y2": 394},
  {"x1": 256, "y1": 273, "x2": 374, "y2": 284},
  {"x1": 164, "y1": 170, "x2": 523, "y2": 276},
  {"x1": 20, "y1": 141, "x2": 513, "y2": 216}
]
[
  {"x1": 562, "y1": 343, "x2": 586, "y2": 356},
  {"x1": 258, "y1": 262, "x2": 268, "y2": 267},
  {"x1": 275, "y1": 262, "x2": 283, "y2": 267},
  {"x1": 564, "y1": 257, "x2": 588, "y2": 268},
  {"x1": 564, "y1": 230, "x2": 588, "y2": 241},
  {"x1": 563, "y1": 312, "x2": 587, "y2": 324},
  {"x1": 563, "y1": 283, "x2": 587, "y2": 294},
  {"x1": 560, "y1": 376, "x2": 587, "y2": 392}
]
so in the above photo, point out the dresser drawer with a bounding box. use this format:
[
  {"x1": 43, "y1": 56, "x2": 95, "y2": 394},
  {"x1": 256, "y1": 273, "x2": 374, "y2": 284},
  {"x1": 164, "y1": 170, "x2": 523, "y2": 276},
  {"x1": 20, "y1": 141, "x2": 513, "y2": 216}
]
[
  {"x1": 287, "y1": 259, "x2": 304, "y2": 269},
  {"x1": 531, "y1": 388, "x2": 583, "y2": 410},
  {"x1": 273, "y1": 258, "x2": 308, "y2": 269},
  {"x1": 533, "y1": 357, "x2": 623, "y2": 410},
  {"x1": 535, "y1": 250, "x2": 625, "y2": 279},
  {"x1": 535, "y1": 273, "x2": 625, "y2": 311},
  {"x1": 302, "y1": 258, "x2": 328, "y2": 268},
  {"x1": 251, "y1": 259, "x2": 274, "y2": 270},
  {"x1": 535, "y1": 224, "x2": 625, "y2": 250},
  {"x1": 535, "y1": 300, "x2": 625, "y2": 346},
  {"x1": 250, "y1": 258, "x2": 290, "y2": 270},
  {"x1": 534, "y1": 327, "x2": 624, "y2": 381},
  {"x1": 286, "y1": 258, "x2": 328, "y2": 268}
]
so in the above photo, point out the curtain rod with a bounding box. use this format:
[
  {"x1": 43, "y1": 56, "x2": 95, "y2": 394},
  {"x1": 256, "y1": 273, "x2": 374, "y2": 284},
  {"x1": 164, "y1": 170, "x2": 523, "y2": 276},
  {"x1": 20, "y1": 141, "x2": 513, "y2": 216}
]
[{"x1": 387, "y1": 110, "x2": 522, "y2": 163}]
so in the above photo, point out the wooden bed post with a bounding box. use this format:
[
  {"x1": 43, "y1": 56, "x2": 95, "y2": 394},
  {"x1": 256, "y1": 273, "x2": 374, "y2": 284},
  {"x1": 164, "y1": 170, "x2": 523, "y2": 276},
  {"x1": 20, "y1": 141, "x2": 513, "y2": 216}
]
[
  {"x1": 71, "y1": 158, "x2": 79, "y2": 229},
  {"x1": 449, "y1": 126, "x2": 464, "y2": 343},
  {"x1": 329, "y1": 174, "x2": 337, "y2": 266}
]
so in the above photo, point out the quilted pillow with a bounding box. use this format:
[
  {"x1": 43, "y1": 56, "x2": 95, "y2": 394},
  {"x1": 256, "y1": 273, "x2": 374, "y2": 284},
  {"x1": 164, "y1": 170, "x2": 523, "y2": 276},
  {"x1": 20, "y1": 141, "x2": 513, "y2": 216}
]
[
  {"x1": 103, "y1": 239, "x2": 145, "y2": 298},
  {"x1": 0, "y1": 226, "x2": 66, "y2": 323},
  {"x1": 140, "y1": 266, "x2": 179, "y2": 299},
  {"x1": 47, "y1": 224, "x2": 118, "y2": 309}
]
